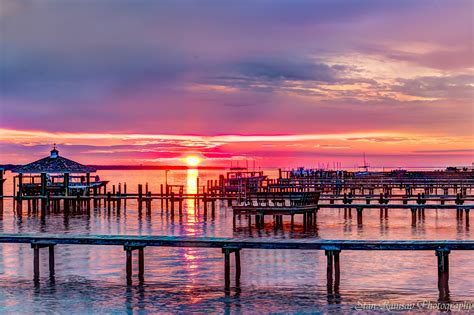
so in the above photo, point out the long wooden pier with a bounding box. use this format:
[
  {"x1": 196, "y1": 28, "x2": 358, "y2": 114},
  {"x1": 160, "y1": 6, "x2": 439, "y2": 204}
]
[{"x1": 0, "y1": 234, "x2": 472, "y2": 299}]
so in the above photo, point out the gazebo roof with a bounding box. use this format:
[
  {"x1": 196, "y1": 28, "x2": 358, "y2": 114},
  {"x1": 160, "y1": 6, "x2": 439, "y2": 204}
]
[{"x1": 12, "y1": 147, "x2": 96, "y2": 174}]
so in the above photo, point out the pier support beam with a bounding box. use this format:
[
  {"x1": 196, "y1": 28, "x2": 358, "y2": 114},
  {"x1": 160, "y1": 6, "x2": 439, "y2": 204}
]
[
  {"x1": 435, "y1": 248, "x2": 450, "y2": 302},
  {"x1": 356, "y1": 207, "x2": 363, "y2": 226},
  {"x1": 124, "y1": 245, "x2": 146, "y2": 285},
  {"x1": 324, "y1": 247, "x2": 341, "y2": 294},
  {"x1": 411, "y1": 208, "x2": 417, "y2": 226},
  {"x1": 222, "y1": 247, "x2": 241, "y2": 292},
  {"x1": 31, "y1": 243, "x2": 55, "y2": 282}
]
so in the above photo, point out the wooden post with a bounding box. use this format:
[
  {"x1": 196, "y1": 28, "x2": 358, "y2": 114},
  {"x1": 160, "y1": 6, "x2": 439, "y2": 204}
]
[
  {"x1": 235, "y1": 249, "x2": 241, "y2": 286},
  {"x1": 211, "y1": 197, "x2": 215, "y2": 217},
  {"x1": 466, "y1": 209, "x2": 470, "y2": 227},
  {"x1": 107, "y1": 192, "x2": 111, "y2": 211},
  {"x1": 138, "y1": 184, "x2": 143, "y2": 212},
  {"x1": 325, "y1": 250, "x2": 333, "y2": 293},
  {"x1": 356, "y1": 207, "x2": 363, "y2": 225},
  {"x1": 170, "y1": 192, "x2": 175, "y2": 216},
  {"x1": 325, "y1": 248, "x2": 341, "y2": 294},
  {"x1": 435, "y1": 248, "x2": 450, "y2": 301},
  {"x1": 64, "y1": 173, "x2": 69, "y2": 196},
  {"x1": 125, "y1": 248, "x2": 132, "y2": 285},
  {"x1": 33, "y1": 245, "x2": 40, "y2": 282},
  {"x1": 166, "y1": 185, "x2": 169, "y2": 210},
  {"x1": 86, "y1": 173, "x2": 90, "y2": 192},
  {"x1": 224, "y1": 249, "x2": 230, "y2": 291},
  {"x1": 334, "y1": 250, "x2": 340, "y2": 291},
  {"x1": 138, "y1": 247, "x2": 145, "y2": 282},
  {"x1": 221, "y1": 248, "x2": 240, "y2": 292},
  {"x1": 0, "y1": 169, "x2": 3, "y2": 199},
  {"x1": 146, "y1": 191, "x2": 151, "y2": 213},
  {"x1": 160, "y1": 184, "x2": 164, "y2": 210},
  {"x1": 18, "y1": 173, "x2": 24, "y2": 197},
  {"x1": 411, "y1": 208, "x2": 417, "y2": 227},
  {"x1": 49, "y1": 245, "x2": 55, "y2": 277},
  {"x1": 40, "y1": 173, "x2": 47, "y2": 210}
]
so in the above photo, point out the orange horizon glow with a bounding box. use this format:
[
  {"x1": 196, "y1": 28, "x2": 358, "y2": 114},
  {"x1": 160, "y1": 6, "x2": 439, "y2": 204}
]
[{"x1": 0, "y1": 127, "x2": 472, "y2": 168}]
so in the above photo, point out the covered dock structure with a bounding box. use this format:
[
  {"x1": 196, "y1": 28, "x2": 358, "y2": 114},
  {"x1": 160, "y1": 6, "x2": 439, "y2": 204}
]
[{"x1": 11, "y1": 146, "x2": 107, "y2": 200}]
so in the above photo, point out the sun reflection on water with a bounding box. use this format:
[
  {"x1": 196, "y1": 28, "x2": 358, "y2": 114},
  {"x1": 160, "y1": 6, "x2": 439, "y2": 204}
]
[{"x1": 186, "y1": 169, "x2": 198, "y2": 221}]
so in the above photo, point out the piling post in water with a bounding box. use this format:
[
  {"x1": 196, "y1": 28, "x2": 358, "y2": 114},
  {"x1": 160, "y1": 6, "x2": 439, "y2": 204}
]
[
  {"x1": 31, "y1": 243, "x2": 55, "y2": 282},
  {"x1": 222, "y1": 247, "x2": 241, "y2": 292},
  {"x1": 325, "y1": 248, "x2": 341, "y2": 294},
  {"x1": 435, "y1": 248, "x2": 450, "y2": 302},
  {"x1": 411, "y1": 208, "x2": 417, "y2": 227},
  {"x1": 125, "y1": 247, "x2": 133, "y2": 285},
  {"x1": 0, "y1": 169, "x2": 4, "y2": 200},
  {"x1": 138, "y1": 247, "x2": 145, "y2": 282},
  {"x1": 40, "y1": 173, "x2": 47, "y2": 210},
  {"x1": 235, "y1": 249, "x2": 241, "y2": 286},
  {"x1": 146, "y1": 191, "x2": 151, "y2": 214},
  {"x1": 49, "y1": 245, "x2": 55, "y2": 278},
  {"x1": 122, "y1": 182, "x2": 127, "y2": 207},
  {"x1": 325, "y1": 250, "x2": 334, "y2": 293},
  {"x1": 166, "y1": 184, "x2": 169, "y2": 210},
  {"x1": 32, "y1": 244, "x2": 40, "y2": 282},
  {"x1": 160, "y1": 184, "x2": 164, "y2": 210},
  {"x1": 356, "y1": 207, "x2": 363, "y2": 226},
  {"x1": 138, "y1": 184, "x2": 143, "y2": 212},
  {"x1": 211, "y1": 194, "x2": 216, "y2": 217},
  {"x1": 170, "y1": 192, "x2": 175, "y2": 216},
  {"x1": 18, "y1": 173, "x2": 24, "y2": 205},
  {"x1": 124, "y1": 245, "x2": 146, "y2": 285},
  {"x1": 223, "y1": 248, "x2": 231, "y2": 291}
]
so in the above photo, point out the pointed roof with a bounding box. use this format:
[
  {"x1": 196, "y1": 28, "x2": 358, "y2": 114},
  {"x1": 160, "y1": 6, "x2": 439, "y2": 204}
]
[{"x1": 12, "y1": 146, "x2": 96, "y2": 174}]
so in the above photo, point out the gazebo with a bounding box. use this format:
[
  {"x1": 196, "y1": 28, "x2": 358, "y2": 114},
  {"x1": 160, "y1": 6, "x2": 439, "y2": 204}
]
[{"x1": 12, "y1": 146, "x2": 104, "y2": 197}]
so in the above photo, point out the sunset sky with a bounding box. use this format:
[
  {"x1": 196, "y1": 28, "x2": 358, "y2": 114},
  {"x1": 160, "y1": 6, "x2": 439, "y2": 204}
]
[{"x1": 1, "y1": 0, "x2": 473, "y2": 168}]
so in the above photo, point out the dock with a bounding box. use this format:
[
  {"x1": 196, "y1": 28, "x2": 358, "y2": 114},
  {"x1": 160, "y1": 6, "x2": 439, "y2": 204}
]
[
  {"x1": 0, "y1": 233, "x2": 472, "y2": 300},
  {"x1": 1, "y1": 162, "x2": 473, "y2": 232}
]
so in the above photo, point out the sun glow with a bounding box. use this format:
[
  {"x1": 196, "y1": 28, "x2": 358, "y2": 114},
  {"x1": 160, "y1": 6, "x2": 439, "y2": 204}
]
[{"x1": 184, "y1": 155, "x2": 202, "y2": 167}]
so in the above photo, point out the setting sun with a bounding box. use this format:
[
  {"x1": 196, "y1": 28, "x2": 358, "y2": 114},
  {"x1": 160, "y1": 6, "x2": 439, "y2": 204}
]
[{"x1": 184, "y1": 155, "x2": 202, "y2": 167}]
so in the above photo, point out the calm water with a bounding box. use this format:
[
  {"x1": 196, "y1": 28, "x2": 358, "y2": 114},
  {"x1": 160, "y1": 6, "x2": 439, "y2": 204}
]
[{"x1": 0, "y1": 170, "x2": 473, "y2": 313}]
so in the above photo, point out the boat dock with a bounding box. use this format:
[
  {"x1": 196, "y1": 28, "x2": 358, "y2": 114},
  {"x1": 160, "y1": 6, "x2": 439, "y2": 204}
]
[
  {"x1": 2, "y1": 170, "x2": 474, "y2": 231},
  {"x1": 0, "y1": 233, "x2": 472, "y2": 299}
]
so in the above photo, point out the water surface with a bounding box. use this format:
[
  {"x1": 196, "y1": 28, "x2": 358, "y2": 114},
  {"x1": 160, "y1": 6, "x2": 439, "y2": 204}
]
[{"x1": 0, "y1": 170, "x2": 473, "y2": 313}]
